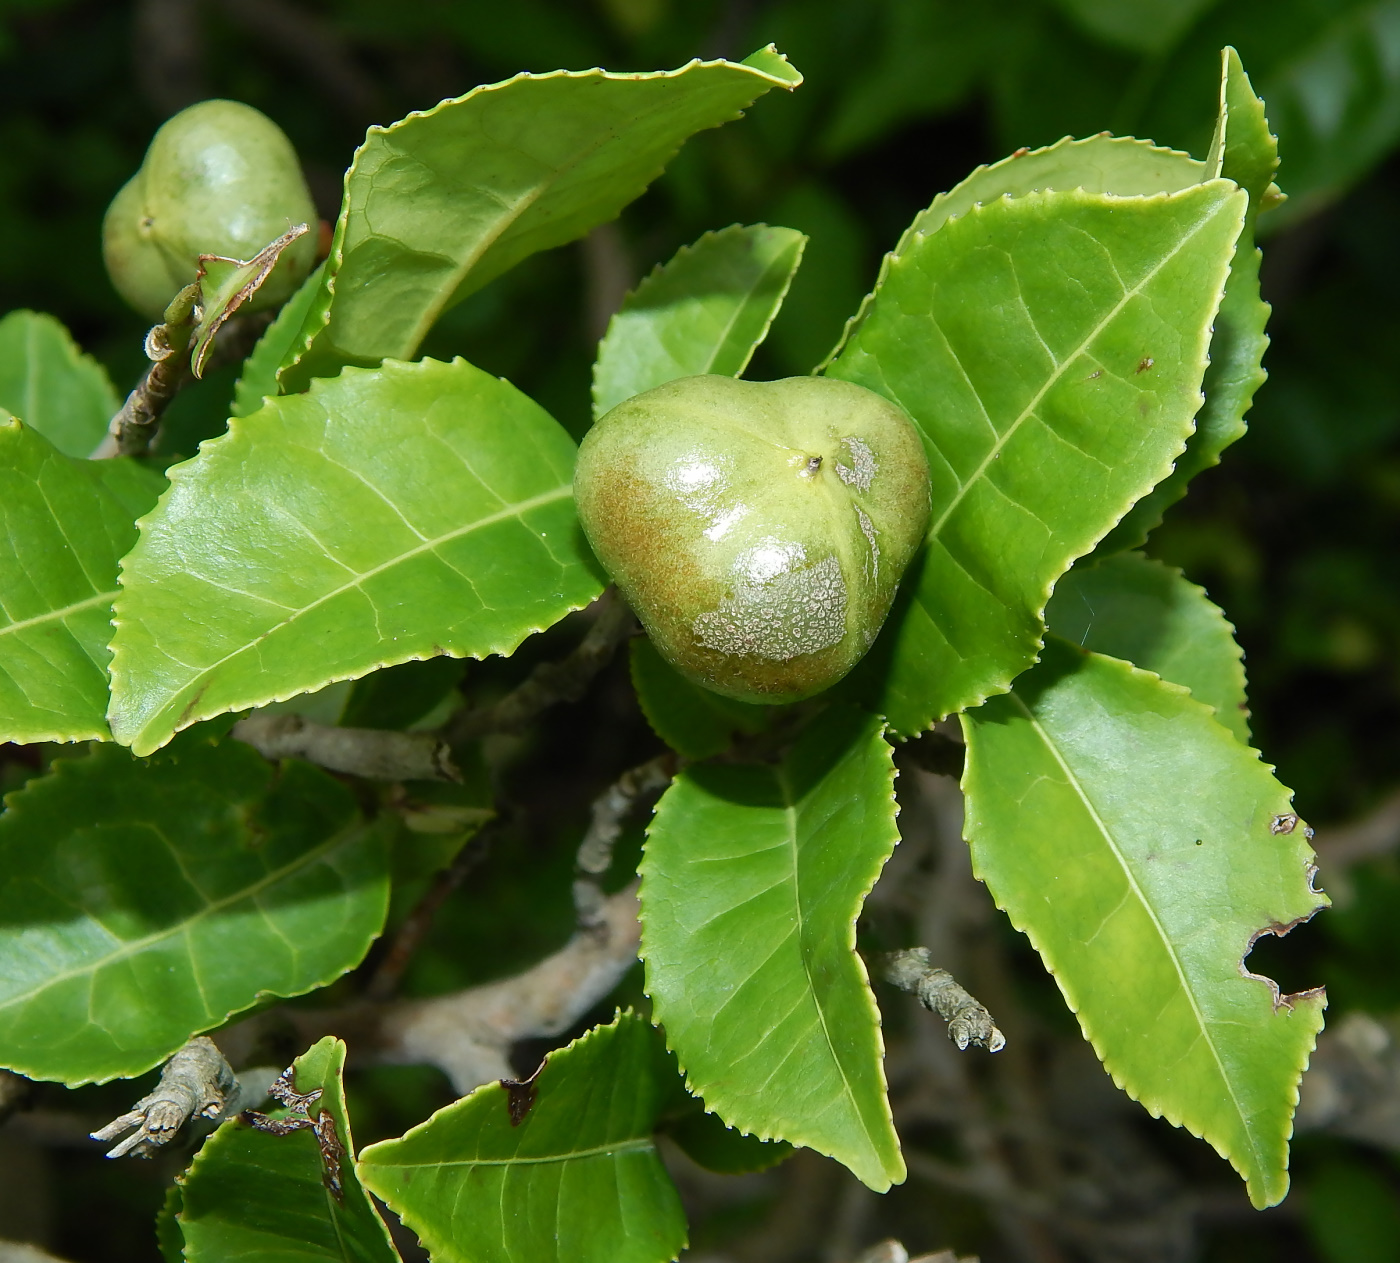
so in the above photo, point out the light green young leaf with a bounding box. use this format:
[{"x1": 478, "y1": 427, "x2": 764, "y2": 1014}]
[
  {"x1": 108, "y1": 356, "x2": 602, "y2": 755},
  {"x1": 0, "y1": 737, "x2": 389, "y2": 1085},
  {"x1": 962, "y1": 638, "x2": 1327, "y2": 1209},
  {"x1": 629, "y1": 635, "x2": 767, "y2": 761},
  {"x1": 179, "y1": 1037, "x2": 400, "y2": 1263},
  {"x1": 640, "y1": 706, "x2": 904, "y2": 1190},
  {"x1": 1047, "y1": 551, "x2": 1250, "y2": 742},
  {"x1": 828, "y1": 180, "x2": 1245, "y2": 735},
  {"x1": 824, "y1": 133, "x2": 1207, "y2": 370},
  {"x1": 592, "y1": 223, "x2": 806, "y2": 419},
  {"x1": 1101, "y1": 46, "x2": 1278, "y2": 550},
  {"x1": 281, "y1": 48, "x2": 802, "y2": 390},
  {"x1": 232, "y1": 262, "x2": 326, "y2": 417},
  {"x1": 0, "y1": 309, "x2": 119, "y2": 458},
  {"x1": 358, "y1": 1012, "x2": 687, "y2": 1263},
  {"x1": 189, "y1": 224, "x2": 311, "y2": 378},
  {"x1": 0, "y1": 419, "x2": 164, "y2": 744}
]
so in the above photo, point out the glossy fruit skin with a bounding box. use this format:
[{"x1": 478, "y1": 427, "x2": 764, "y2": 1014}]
[
  {"x1": 103, "y1": 99, "x2": 318, "y2": 319},
  {"x1": 575, "y1": 374, "x2": 932, "y2": 704}
]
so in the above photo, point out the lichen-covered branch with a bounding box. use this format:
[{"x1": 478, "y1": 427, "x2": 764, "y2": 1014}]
[
  {"x1": 573, "y1": 752, "x2": 676, "y2": 927},
  {"x1": 883, "y1": 948, "x2": 1005, "y2": 1053},
  {"x1": 233, "y1": 710, "x2": 460, "y2": 782},
  {"x1": 444, "y1": 590, "x2": 635, "y2": 742},
  {"x1": 295, "y1": 882, "x2": 643, "y2": 1094}
]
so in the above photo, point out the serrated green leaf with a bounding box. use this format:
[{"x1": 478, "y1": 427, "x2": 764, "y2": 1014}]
[
  {"x1": 1047, "y1": 551, "x2": 1250, "y2": 742},
  {"x1": 179, "y1": 1037, "x2": 400, "y2": 1263},
  {"x1": 281, "y1": 49, "x2": 802, "y2": 390},
  {"x1": 1101, "y1": 47, "x2": 1277, "y2": 550},
  {"x1": 827, "y1": 180, "x2": 1245, "y2": 735},
  {"x1": 629, "y1": 635, "x2": 767, "y2": 760},
  {"x1": 824, "y1": 134, "x2": 1207, "y2": 370},
  {"x1": 0, "y1": 310, "x2": 119, "y2": 459},
  {"x1": 232, "y1": 262, "x2": 326, "y2": 418},
  {"x1": 108, "y1": 357, "x2": 602, "y2": 755},
  {"x1": 962, "y1": 638, "x2": 1327, "y2": 1208},
  {"x1": 0, "y1": 739, "x2": 389, "y2": 1084},
  {"x1": 358, "y1": 1012, "x2": 687, "y2": 1263},
  {"x1": 155, "y1": 1183, "x2": 184, "y2": 1263},
  {"x1": 640, "y1": 706, "x2": 904, "y2": 1190},
  {"x1": 591, "y1": 223, "x2": 806, "y2": 419},
  {"x1": 0, "y1": 419, "x2": 164, "y2": 744}
]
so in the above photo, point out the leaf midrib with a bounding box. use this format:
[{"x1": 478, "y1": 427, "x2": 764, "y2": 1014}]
[
  {"x1": 1008, "y1": 689, "x2": 1262, "y2": 1174},
  {"x1": 0, "y1": 821, "x2": 368, "y2": 1014},
  {"x1": 926, "y1": 189, "x2": 1236, "y2": 541},
  {"x1": 0, "y1": 589, "x2": 115, "y2": 640},
  {"x1": 364, "y1": 1135, "x2": 655, "y2": 1170},
  {"x1": 775, "y1": 764, "x2": 878, "y2": 1159},
  {"x1": 697, "y1": 239, "x2": 800, "y2": 378},
  {"x1": 124, "y1": 483, "x2": 574, "y2": 735}
]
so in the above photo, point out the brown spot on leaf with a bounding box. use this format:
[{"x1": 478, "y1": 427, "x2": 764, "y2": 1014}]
[
  {"x1": 500, "y1": 1059, "x2": 546, "y2": 1126},
  {"x1": 1012, "y1": 146, "x2": 1030, "y2": 158},
  {"x1": 1136, "y1": 357, "x2": 1154, "y2": 373},
  {"x1": 1271, "y1": 813, "x2": 1299, "y2": 835}
]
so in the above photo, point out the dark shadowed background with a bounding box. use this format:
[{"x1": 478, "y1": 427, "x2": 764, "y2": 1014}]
[{"x1": 2, "y1": 2, "x2": 1400, "y2": 1261}]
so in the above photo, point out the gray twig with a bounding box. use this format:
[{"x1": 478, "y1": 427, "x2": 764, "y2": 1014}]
[
  {"x1": 290, "y1": 882, "x2": 644, "y2": 1095},
  {"x1": 233, "y1": 710, "x2": 460, "y2": 782},
  {"x1": 883, "y1": 948, "x2": 1005, "y2": 1053},
  {"x1": 574, "y1": 753, "x2": 676, "y2": 886},
  {"x1": 444, "y1": 590, "x2": 635, "y2": 743},
  {"x1": 93, "y1": 288, "x2": 197, "y2": 459},
  {"x1": 89, "y1": 1037, "x2": 236, "y2": 1158}
]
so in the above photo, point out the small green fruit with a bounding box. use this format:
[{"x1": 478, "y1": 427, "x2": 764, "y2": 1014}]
[
  {"x1": 575, "y1": 375, "x2": 931, "y2": 704},
  {"x1": 103, "y1": 99, "x2": 318, "y2": 319}
]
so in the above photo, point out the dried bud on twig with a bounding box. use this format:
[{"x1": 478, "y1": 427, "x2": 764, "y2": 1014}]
[{"x1": 882, "y1": 948, "x2": 1005, "y2": 1053}]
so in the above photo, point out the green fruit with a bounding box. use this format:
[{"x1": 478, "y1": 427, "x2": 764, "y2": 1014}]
[
  {"x1": 103, "y1": 99, "x2": 318, "y2": 320},
  {"x1": 575, "y1": 375, "x2": 931, "y2": 704}
]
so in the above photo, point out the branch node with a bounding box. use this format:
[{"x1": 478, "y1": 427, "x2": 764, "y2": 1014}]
[{"x1": 233, "y1": 711, "x2": 460, "y2": 782}]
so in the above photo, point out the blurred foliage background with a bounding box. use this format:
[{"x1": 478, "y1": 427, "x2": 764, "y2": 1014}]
[{"x1": 3, "y1": 1, "x2": 1400, "y2": 1261}]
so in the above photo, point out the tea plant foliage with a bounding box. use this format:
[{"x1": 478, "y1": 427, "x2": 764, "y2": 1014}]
[{"x1": 0, "y1": 40, "x2": 1331, "y2": 1263}]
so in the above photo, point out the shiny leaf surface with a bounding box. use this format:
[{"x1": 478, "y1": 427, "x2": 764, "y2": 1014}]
[
  {"x1": 0, "y1": 738, "x2": 389, "y2": 1084},
  {"x1": 0, "y1": 418, "x2": 163, "y2": 743},
  {"x1": 962, "y1": 638, "x2": 1326, "y2": 1208},
  {"x1": 282, "y1": 49, "x2": 802, "y2": 388},
  {"x1": 640, "y1": 706, "x2": 904, "y2": 1190},
  {"x1": 1048, "y1": 551, "x2": 1250, "y2": 742},
  {"x1": 178, "y1": 1037, "x2": 400, "y2": 1263},
  {"x1": 592, "y1": 223, "x2": 805, "y2": 419},
  {"x1": 108, "y1": 357, "x2": 601, "y2": 754},
  {"x1": 829, "y1": 180, "x2": 1245, "y2": 734},
  {"x1": 0, "y1": 309, "x2": 119, "y2": 458},
  {"x1": 359, "y1": 1013, "x2": 687, "y2": 1263}
]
